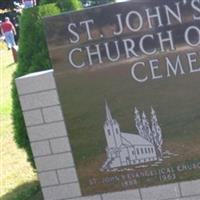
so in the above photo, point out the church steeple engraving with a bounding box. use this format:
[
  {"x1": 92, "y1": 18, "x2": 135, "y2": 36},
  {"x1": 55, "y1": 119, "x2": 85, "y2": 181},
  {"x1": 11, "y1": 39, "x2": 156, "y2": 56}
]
[
  {"x1": 102, "y1": 101, "x2": 164, "y2": 171},
  {"x1": 104, "y1": 100, "x2": 122, "y2": 149}
]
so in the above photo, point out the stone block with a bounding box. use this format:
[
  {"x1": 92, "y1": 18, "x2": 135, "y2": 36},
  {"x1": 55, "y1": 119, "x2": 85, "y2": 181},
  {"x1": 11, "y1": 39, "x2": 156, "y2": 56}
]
[
  {"x1": 57, "y1": 168, "x2": 78, "y2": 184},
  {"x1": 179, "y1": 196, "x2": 200, "y2": 200},
  {"x1": 27, "y1": 122, "x2": 67, "y2": 142},
  {"x1": 35, "y1": 152, "x2": 74, "y2": 172},
  {"x1": 42, "y1": 183, "x2": 81, "y2": 200},
  {"x1": 19, "y1": 90, "x2": 59, "y2": 111},
  {"x1": 180, "y1": 180, "x2": 200, "y2": 196},
  {"x1": 15, "y1": 70, "x2": 55, "y2": 95},
  {"x1": 23, "y1": 109, "x2": 43, "y2": 126},
  {"x1": 39, "y1": 171, "x2": 59, "y2": 187},
  {"x1": 42, "y1": 105, "x2": 63, "y2": 123},
  {"x1": 31, "y1": 141, "x2": 51, "y2": 157},
  {"x1": 141, "y1": 183, "x2": 180, "y2": 200},
  {"x1": 72, "y1": 196, "x2": 102, "y2": 200},
  {"x1": 102, "y1": 189, "x2": 141, "y2": 200},
  {"x1": 50, "y1": 137, "x2": 71, "y2": 153}
]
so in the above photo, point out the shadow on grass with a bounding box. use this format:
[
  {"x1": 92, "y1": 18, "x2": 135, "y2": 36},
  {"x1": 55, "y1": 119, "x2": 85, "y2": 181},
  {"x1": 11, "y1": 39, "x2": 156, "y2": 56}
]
[
  {"x1": 1, "y1": 181, "x2": 43, "y2": 200},
  {"x1": 6, "y1": 62, "x2": 16, "y2": 68}
]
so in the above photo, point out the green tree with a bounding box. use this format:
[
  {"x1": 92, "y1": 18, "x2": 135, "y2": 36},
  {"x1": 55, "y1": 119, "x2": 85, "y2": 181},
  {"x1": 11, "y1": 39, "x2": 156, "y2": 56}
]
[
  {"x1": 57, "y1": 0, "x2": 82, "y2": 11},
  {"x1": 81, "y1": 0, "x2": 115, "y2": 7},
  {"x1": 0, "y1": 0, "x2": 14, "y2": 9},
  {"x1": 39, "y1": 0, "x2": 57, "y2": 4},
  {"x1": 40, "y1": 0, "x2": 83, "y2": 11}
]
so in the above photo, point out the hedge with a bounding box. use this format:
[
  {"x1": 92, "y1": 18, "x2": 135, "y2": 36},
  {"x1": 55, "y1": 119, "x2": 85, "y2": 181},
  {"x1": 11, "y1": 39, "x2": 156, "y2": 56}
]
[{"x1": 12, "y1": 2, "x2": 82, "y2": 168}]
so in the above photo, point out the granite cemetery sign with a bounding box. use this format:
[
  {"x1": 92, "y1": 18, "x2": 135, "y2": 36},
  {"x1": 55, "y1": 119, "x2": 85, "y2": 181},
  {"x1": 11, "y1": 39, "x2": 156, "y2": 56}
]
[{"x1": 44, "y1": 0, "x2": 200, "y2": 196}]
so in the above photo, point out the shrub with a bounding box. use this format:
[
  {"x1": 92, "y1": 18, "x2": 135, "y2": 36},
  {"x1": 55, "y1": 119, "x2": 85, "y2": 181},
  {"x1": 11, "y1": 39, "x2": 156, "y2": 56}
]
[
  {"x1": 12, "y1": 4, "x2": 60, "y2": 168},
  {"x1": 12, "y1": 2, "x2": 82, "y2": 167}
]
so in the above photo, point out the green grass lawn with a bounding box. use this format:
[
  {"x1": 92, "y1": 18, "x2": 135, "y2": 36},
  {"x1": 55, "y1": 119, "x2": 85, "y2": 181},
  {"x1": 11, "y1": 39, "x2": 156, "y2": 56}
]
[{"x1": 0, "y1": 44, "x2": 43, "y2": 200}]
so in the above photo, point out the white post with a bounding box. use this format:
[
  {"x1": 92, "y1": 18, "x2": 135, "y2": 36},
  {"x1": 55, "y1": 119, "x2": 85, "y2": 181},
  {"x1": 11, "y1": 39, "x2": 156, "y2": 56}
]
[{"x1": 15, "y1": 70, "x2": 81, "y2": 200}]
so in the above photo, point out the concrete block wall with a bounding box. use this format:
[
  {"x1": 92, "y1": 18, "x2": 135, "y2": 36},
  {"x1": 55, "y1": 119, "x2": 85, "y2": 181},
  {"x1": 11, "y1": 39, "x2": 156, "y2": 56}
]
[{"x1": 16, "y1": 70, "x2": 200, "y2": 200}]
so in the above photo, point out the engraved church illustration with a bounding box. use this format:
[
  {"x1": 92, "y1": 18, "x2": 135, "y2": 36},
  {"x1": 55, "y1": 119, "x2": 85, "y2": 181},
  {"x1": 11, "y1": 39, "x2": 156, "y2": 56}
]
[{"x1": 101, "y1": 102, "x2": 163, "y2": 171}]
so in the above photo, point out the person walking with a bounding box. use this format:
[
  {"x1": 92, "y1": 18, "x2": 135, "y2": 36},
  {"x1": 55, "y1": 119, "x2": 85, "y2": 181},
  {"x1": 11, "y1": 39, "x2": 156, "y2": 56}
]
[
  {"x1": 0, "y1": 17, "x2": 17, "y2": 50},
  {"x1": 22, "y1": 0, "x2": 36, "y2": 9}
]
